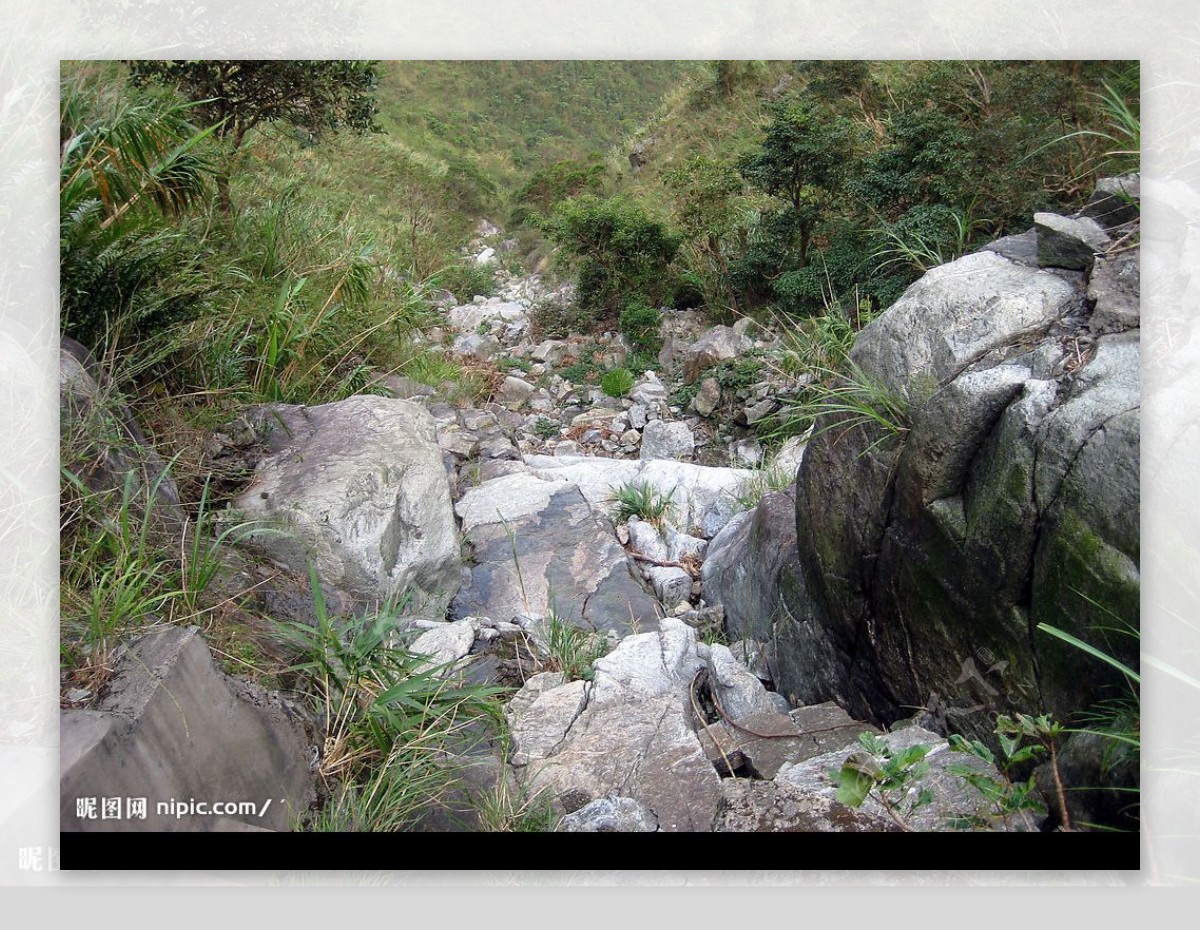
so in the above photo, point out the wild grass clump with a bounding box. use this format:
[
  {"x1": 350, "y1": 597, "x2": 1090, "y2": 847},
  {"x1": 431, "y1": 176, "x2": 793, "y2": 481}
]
[
  {"x1": 607, "y1": 480, "x2": 675, "y2": 526},
  {"x1": 541, "y1": 613, "x2": 612, "y2": 683},
  {"x1": 733, "y1": 461, "x2": 795, "y2": 512},
  {"x1": 279, "y1": 567, "x2": 508, "y2": 831}
]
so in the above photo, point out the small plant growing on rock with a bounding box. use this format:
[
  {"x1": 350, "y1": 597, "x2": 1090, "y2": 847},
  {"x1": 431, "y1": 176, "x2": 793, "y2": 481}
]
[
  {"x1": 618, "y1": 299, "x2": 664, "y2": 356},
  {"x1": 532, "y1": 417, "x2": 561, "y2": 440},
  {"x1": 835, "y1": 732, "x2": 934, "y2": 831},
  {"x1": 946, "y1": 716, "x2": 1055, "y2": 831},
  {"x1": 600, "y1": 366, "x2": 635, "y2": 398},
  {"x1": 608, "y1": 480, "x2": 675, "y2": 527},
  {"x1": 542, "y1": 613, "x2": 611, "y2": 682},
  {"x1": 733, "y1": 461, "x2": 795, "y2": 512},
  {"x1": 777, "y1": 360, "x2": 910, "y2": 456}
]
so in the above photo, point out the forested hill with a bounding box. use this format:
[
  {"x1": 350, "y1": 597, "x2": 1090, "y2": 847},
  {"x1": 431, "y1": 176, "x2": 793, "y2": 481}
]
[{"x1": 375, "y1": 61, "x2": 701, "y2": 192}]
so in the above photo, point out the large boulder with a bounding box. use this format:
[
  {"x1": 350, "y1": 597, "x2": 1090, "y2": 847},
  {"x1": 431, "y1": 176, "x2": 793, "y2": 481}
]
[
  {"x1": 452, "y1": 472, "x2": 659, "y2": 636},
  {"x1": 511, "y1": 620, "x2": 722, "y2": 832},
  {"x1": 61, "y1": 627, "x2": 314, "y2": 832},
  {"x1": 765, "y1": 231, "x2": 1139, "y2": 754},
  {"x1": 234, "y1": 396, "x2": 461, "y2": 605},
  {"x1": 702, "y1": 487, "x2": 803, "y2": 645},
  {"x1": 681, "y1": 326, "x2": 753, "y2": 383}
]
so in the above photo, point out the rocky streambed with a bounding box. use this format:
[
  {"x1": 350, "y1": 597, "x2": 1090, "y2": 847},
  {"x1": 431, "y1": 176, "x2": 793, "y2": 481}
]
[{"x1": 61, "y1": 179, "x2": 1141, "y2": 833}]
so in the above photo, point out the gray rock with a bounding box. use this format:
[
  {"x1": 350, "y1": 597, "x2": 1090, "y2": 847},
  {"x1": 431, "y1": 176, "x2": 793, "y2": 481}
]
[
  {"x1": 629, "y1": 376, "x2": 669, "y2": 407},
  {"x1": 523, "y1": 455, "x2": 749, "y2": 537},
  {"x1": 682, "y1": 326, "x2": 752, "y2": 383},
  {"x1": 234, "y1": 396, "x2": 460, "y2": 603},
  {"x1": 772, "y1": 434, "x2": 808, "y2": 478},
  {"x1": 531, "y1": 340, "x2": 569, "y2": 366},
  {"x1": 776, "y1": 225, "x2": 1139, "y2": 772},
  {"x1": 437, "y1": 424, "x2": 478, "y2": 458},
  {"x1": 461, "y1": 408, "x2": 499, "y2": 431},
  {"x1": 697, "y1": 496, "x2": 741, "y2": 539},
  {"x1": 448, "y1": 301, "x2": 526, "y2": 333},
  {"x1": 526, "y1": 694, "x2": 721, "y2": 832},
  {"x1": 506, "y1": 671, "x2": 567, "y2": 720},
  {"x1": 590, "y1": 619, "x2": 703, "y2": 706},
  {"x1": 774, "y1": 725, "x2": 1039, "y2": 831},
  {"x1": 1035, "y1": 211, "x2": 1111, "y2": 270},
  {"x1": 707, "y1": 643, "x2": 784, "y2": 724},
  {"x1": 506, "y1": 678, "x2": 590, "y2": 767},
  {"x1": 1083, "y1": 173, "x2": 1140, "y2": 228},
  {"x1": 497, "y1": 376, "x2": 535, "y2": 408},
  {"x1": 453, "y1": 478, "x2": 659, "y2": 636},
  {"x1": 981, "y1": 229, "x2": 1040, "y2": 267},
  {"x1": 627, "y1": 519, "x2": 671, "y2": 562},
  {"x1": 729, "y1": 639, "x2": 771, "y2": 682},
  {"x1": 702, "y1": 488, "x2": 801, "y2": 643},
  {"x1": 732, "y1": 438, "x2": 764, "y2": 467},
  {"x1": 665, "y1": 529, "x2": 707, "y2": 563},
  {"x1": 478, "y1": 433, "x2": 520, "y2": 460},
  {"x1": 714, "y1": 778, "x2": 897, "y2": 832},
  {"x1": 557, "y1": 795, "x2": 659, "y2": 832},
  {"x1": 742, "y1": 397, "x2": 779, "y2": 424},
  {"x1": 410, "y1": 618, "x2": 477, "y2": 675},
  {"x1": 691, "y1": 378, "x2": 721, "y2": 416},
  {"x1": 645, "y1": 565, "x2": 692, "y2": 606},
  {"x1": 640, "y1": 419, "x2": 695, "y2": 461},
  {"x1": 851, "y1": 249, "x2": 1079, "y2": 397},
  {"x1": 61, "y1": 627, "x2": 313, "y2": 832},
  {"x1": 628, "y1": 403, "x2": 649, "y2": 430},
  {"x1": 452, "y1": 332, "x2": 503, "y2": 360},
  {"x1": 1088, "y1": 249, "x2": 1139, "y2": 333}
]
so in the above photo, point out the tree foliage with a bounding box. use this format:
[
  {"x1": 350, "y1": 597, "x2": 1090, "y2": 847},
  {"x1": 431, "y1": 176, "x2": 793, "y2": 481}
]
[
  {"x1": 128, "y1": 60, "x2": 381, "y2": 150},
  {"x1": 737, "y1": 98, "x2": 864, "y2": 269},
  {"x1": 129, "y1": 60, "x2": 381, "y2": 212},
  {"x1": 546, "y1": 195, "x2": 680, "y2": 322}
]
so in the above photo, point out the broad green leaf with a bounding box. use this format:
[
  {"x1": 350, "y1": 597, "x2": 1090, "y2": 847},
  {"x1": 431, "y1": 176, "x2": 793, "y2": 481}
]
[{"x1": 836, "y1": 763, "x2": 875, "y2": 808}]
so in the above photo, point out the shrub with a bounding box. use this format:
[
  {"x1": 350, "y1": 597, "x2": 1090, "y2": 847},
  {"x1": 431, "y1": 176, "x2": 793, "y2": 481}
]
[
  {"x1": 546, "y1": 194, "x2": 680, "y2": 323},
  {"x1": 618, "y1": 300, "x2": 663, "y2": 356},
  {"x1": 431, "y1": 259, "x2": 496, "y2": 302},
  {"x1": 600, "y1": 367, "x2": 635, "y2": 398}
]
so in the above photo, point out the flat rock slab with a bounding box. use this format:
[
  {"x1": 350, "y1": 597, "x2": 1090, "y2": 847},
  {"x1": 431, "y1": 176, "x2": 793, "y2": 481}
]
[
  {"x1": 61, "y1": 627, "x2": 313, "y2": 832},
  {"x1": 714, "y1": 778, "x2": 900, "y2": 832},
  {"x1": 522, "y1": 454, "x2": 750, "y2": 538},
  {"x1": 453, "y1": 481, "x2": 659, "y2": 636},
  {"x1": 528, "y1": 694, "x2": 723, "y2": 832}
]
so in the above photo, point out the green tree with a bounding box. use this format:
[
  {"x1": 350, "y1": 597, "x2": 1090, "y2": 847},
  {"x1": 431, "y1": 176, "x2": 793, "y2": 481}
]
[
  {"x1": 547, "y1": 195, "x2": 680, "y2": 324},
  {"x1": 129, "y1": 60, "x2": 381, "y2": 212},
  {"x1": 662, "y1": 154, "x2": 746, "y2": 313},
  {"x1": 737, "y1": 97, "x2": 862, "y2": 269}
]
